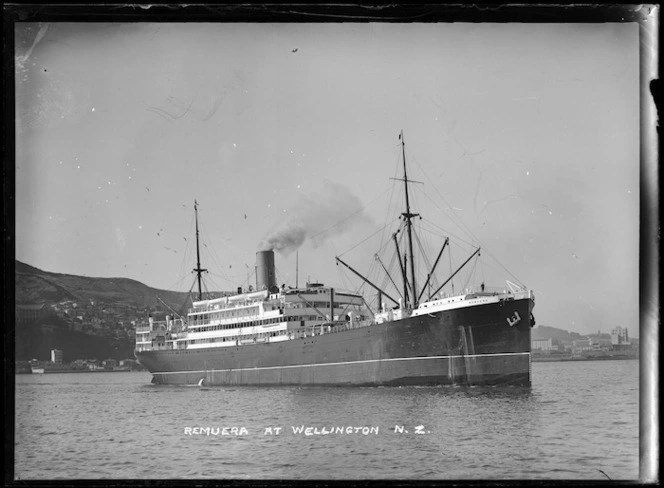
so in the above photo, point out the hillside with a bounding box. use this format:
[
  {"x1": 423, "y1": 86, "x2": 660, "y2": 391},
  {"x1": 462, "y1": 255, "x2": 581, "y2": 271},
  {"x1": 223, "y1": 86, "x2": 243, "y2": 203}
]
[
  {"x1": 14, "y1": 261, "x2": 201, "y2": 361},
  {"x1": 15, "y1": 260, "x2": 191, "y2": 312},
  {"x1": 531, "y1": 324, "x2": 584, "y2": 342},
  {"x1": 16, "y1": 315, "x2": 135, "y2": 363}
]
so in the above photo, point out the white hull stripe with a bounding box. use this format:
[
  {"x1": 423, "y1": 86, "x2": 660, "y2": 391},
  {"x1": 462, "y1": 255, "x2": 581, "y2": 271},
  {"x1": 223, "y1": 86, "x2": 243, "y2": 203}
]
[{"x1": 152, "y1": 351, "x2": 530, "y2": 376}]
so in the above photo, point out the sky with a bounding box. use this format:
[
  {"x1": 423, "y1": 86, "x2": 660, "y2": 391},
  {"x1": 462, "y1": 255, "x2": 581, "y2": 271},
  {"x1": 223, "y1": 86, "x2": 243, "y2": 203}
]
[{"x1": 15, "y1": 22, "x2": 641, "y2": 337}]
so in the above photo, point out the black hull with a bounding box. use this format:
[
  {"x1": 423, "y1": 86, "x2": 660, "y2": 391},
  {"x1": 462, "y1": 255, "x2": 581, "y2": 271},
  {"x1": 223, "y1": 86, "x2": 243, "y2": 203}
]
[{"x1": 135, "y1": 297, "x2": 533, "y2": 386}]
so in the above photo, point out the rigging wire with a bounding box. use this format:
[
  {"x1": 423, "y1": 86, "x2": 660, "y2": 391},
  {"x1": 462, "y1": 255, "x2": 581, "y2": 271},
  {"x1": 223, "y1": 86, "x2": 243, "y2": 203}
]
[
  {"x1": 394, "y1": 223, "x2": 413, "y2": 300},
  {"x1": 274, "y1": 264, "x2": 287, "y2": 289},
  {"x1": 448, "y1": 243, "x2": 455, "y2": 294},
  {"x1": 480, "y1": 253, "x2": 486, "y2": 285},
  {"x1": 413, "y1": 226, "x2": 433, "y2": 298},
  {"x1": 405, "y1": 144, "x2": 481, "y2": 244},
  {"x1": 414, "y1": 218, "x2": 433, "y2": 273},
  {"x1": 165, "y1": 273, "x2": 194, "y2": 294},
  {"x1": 387, "y1": 249, "x2": 401, "y2": 295},
  {"x1": 378, "y1": 147, "x2": 407, "y2": 253},
  {"x1": 207, "y1": 270, "x2": 236, "y2": 288},
  {"x1": 403, "y1": 143, "x2": 526, "y2": 286},
  {"x1": 238, "y1": 264, "x2": 255, "y2": 289},
  {"x1": 376, "y1": 218, "x2": 403, "y2": 288},
  {"x1": 474, "y1": 247, "x2": 526, "y2": 287},
  {"x1": 175, "y1": 209, "x2": 195, "y2": 291},
  {"x1": 337, "y1": 217, "x2": 400, "y2": 258},
  {"x1": 378, "y1": 247, "x2": 401, "y2": 298},
  {"x1": 460, "y1": 254, "x2": 480, "y2": 292},
  {"x1": 419, "y1": 195, "x2": 479, "y2": 247},
  {"x1": 199, "y1": 226, "x2": 234, "y2": 289},
  {"x1": 337, "y1": 265, "x2": 371, "y2": 310},
  {"x1": 377, "y1": 255, "x2": 390, "y2": 292},
  {"x1": 183, "y1": 279, "x2": 197, "y2": 310},
  {"x1": 418, "y1": 212, "x2": 434, "y2": 266}
]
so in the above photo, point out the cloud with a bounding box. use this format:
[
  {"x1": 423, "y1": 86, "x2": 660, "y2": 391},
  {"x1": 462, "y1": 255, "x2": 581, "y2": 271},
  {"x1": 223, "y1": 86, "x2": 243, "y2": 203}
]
[{"x1": 259, "y1": 181, "x2": 373, "y2": 256}]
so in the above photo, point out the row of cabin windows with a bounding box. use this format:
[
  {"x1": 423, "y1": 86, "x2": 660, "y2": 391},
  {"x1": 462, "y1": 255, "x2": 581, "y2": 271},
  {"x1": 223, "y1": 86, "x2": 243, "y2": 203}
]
[
  {"x1": 192, "y1": 315, "x2": 322, "y2": 332},
  {"x1": 191, "y1": 301, "x2": 362, "y2": 323},
  {"x1": 287, "y1": 301, "x2": 363, "y2": 310},
  {"x1": 192, "y1": 306, "x2": 261, "y2": 321},
  {"x1": 189, "y1": 331, "x2": 281, "y2": 344}
]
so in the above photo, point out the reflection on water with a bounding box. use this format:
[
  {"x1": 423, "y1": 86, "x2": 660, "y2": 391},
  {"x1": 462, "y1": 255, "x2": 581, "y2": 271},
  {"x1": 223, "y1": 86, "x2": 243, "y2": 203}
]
[{"x1": 15, "y1": 360, "x2": 638, "y2": 480}]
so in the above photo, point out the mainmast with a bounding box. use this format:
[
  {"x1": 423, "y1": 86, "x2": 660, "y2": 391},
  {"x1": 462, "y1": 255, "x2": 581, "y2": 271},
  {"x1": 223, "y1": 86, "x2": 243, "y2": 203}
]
[
  {"x1": 337, "y1": 133, "x2": 481, "y2": 312},
  {"x1": 400, "y1": 131, "x2": 419, "y2": 308},
  {"x1": 193, "y1": 200, "x2": 207, "y2": 301}
]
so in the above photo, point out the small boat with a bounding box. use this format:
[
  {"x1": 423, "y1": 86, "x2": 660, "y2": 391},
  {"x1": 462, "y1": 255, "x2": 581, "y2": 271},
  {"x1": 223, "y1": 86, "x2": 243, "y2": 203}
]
[{"x1": 31, "y1": 367, "x2": 45, "y2": 374}]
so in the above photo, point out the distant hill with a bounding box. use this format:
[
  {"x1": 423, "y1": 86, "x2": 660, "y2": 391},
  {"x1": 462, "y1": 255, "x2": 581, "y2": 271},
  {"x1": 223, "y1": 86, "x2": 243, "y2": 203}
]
[
  {"x1": 15, "y1": 260, "x2": 191, "y2": 312},
  {"x1": 532, "y1": 324, "x2": 584, "y2": 342},
  {"x1": 13, "y1": 261, "x2": 210, "y2": 362}
]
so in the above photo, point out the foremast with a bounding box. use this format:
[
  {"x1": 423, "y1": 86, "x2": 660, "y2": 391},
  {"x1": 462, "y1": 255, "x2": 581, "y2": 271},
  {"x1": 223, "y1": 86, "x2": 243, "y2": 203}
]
[{"x1": 193, "y1": 200, "x2": 207, "y2": 301}]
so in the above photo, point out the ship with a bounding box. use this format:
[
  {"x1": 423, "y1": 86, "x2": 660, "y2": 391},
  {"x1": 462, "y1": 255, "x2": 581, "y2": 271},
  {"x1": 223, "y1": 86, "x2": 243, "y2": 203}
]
[{"x1": 135, "y1": 133, "x2": 535, "y2": 386}]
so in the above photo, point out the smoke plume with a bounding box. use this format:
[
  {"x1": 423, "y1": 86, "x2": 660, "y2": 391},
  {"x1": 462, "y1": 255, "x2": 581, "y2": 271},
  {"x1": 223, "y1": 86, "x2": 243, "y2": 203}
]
[{"x1": 259, "y1": 181, "x2": 373, "y2": 256}]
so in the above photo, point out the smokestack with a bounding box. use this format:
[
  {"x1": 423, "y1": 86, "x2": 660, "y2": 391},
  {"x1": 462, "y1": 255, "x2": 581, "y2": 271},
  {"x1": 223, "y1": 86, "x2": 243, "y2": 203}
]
[{"x1": 256, "y1": 250, "x2": 277, "y2": 292}]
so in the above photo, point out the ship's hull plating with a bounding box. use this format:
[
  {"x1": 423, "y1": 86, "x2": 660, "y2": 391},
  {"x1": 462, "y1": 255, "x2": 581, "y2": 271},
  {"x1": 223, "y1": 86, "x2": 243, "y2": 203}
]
[{"x1": 135, "y1": 298, "x2": 533, "y2": 386}]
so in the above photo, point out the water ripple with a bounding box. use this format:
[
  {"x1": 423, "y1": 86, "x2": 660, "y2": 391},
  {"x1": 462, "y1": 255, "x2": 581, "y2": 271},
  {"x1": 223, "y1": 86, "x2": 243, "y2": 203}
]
[{"x1": 14, "y1": 361, "x2": 639, "y2": 480}]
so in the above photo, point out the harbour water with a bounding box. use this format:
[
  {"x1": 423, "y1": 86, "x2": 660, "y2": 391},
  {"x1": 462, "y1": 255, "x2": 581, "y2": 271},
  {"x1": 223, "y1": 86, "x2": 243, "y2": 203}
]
[{"x1": 14, "y1": 359, "x2": 639, "y2": 480}]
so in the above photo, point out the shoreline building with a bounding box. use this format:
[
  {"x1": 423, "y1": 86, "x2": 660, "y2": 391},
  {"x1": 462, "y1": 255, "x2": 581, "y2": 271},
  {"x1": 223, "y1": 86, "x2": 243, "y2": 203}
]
[
  {"x1": 50, "y1": 349, "x2": 63, "y2": 364},
  {"x1": 532, "y1": 338, "x2": 557, "y2": 352},
  {"x1": 611, "y1": 326, "x2": 631, "y2": 351}
]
